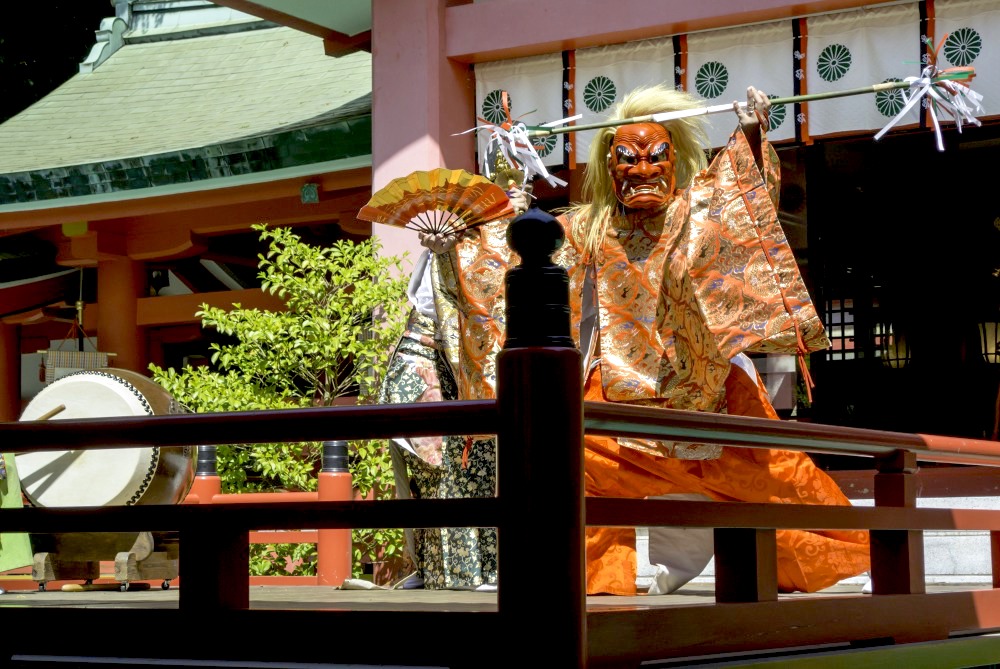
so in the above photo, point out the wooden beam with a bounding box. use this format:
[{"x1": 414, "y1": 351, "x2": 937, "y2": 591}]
[
  {"x1": 587, "y1": 590, "x2": 1000, "y2": 666},
  {"x1": 118, "y1": 188, "x2": 371, "y2": 261},
  {"x1": 831, "y1": 466, "x2": 1000, "y2": 499},
  {"x1": 0, "y1": 273, "x2": 75, "y2": 320},
  {"x1": 324, "y1": 34, "x2": 371, "y2": 57},
  {"x1": 585, "y1": 497, "x2": 1000, "y2": 532},
  {"x1": 210, "y1": 0, "x2": 371, "y2": 50},
  {"x1": 0, "y1": 167, "x2": 371, "y2": 233},
  {"x1": 136, "y1": 289, "x2": 288, "y2": 327}
]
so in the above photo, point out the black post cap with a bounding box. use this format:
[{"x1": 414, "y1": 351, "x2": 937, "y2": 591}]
[
  {"x1": 322, "y1": 440, "x2": 350, "y2": 472},
  {"x1": 503, "y1": 207, "x2": 575, "y2": 349},
  {"x1": 196, "y1": 444, "x2": 217, "y2": 477}
]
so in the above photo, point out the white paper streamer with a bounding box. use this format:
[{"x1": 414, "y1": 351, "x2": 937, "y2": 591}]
[
  {"x1": 455, "y1": 113, "x2": 581, "y2": 188},
  {"x1": 873, "y1": 65, "x2": 985, "y2": 151}
]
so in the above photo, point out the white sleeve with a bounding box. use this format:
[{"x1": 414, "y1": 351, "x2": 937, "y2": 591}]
[
  {"x1": 730, "y1": 352, "x2": 760, "y2": 388},
  {"x1": 407, "y1": 249, "x2": 438, "y2": 322}
]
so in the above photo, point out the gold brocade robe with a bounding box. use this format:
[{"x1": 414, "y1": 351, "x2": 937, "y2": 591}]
[
  {"x1": 435, "y1": 127, "x2": 829, "y2": 457},
  {"x1": 433, "y1": 219, "x2": 516, "y2": 401}
]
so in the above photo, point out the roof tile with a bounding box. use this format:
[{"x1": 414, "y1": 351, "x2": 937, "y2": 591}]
[{"x1": 0, "y1": 27, "x2": 371, "y2": 174}]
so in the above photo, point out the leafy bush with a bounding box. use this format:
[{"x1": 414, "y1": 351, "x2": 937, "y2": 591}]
[
  {"x1": 250, "y1": 541, "x2": 318, "y2": 576},
  {"x1": 150, "y1": 223, "x2": 410, "y2": 576}
]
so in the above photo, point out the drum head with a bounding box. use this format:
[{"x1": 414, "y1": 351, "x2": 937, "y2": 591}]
[{"x1": 17, "y1": 369, "x2": 193, "y2": 507}]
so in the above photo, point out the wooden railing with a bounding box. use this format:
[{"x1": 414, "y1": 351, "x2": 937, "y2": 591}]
[
  {"x1": 183, "y1": 439, "x2": 355, "y2": 587},
  {"x1": 5, "y1": 392, "x2": 1000, "y2": 667},
  {"x1": 3, "y1": 215, "x2": 1000, "y2": 668}
]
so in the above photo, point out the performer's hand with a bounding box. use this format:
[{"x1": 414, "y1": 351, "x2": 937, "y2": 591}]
[
  {"x1": 507, "y1": 183, "x2": 534, "y2": 217},
  {"x1": 734, "y1": 85, "x2": 770, "y2": 133},
  {"x1": 734, "y1": 86, "x2": 770, "y2": 168},
  {"x1": 419, "y1": 231, "x2": 459, "y2": 254}
]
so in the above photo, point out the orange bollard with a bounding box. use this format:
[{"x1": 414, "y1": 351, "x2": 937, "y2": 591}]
[
  {"x1": 317, "y1": 440, "x2": 353, "y2": 586},
  {"x1": 185, "y1": 445, "x2": 222, "y2": 503}
]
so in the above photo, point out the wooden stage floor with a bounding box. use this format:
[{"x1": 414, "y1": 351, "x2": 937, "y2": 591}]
[
  {"x1": 4, "y1": 581, "x2": 999, "y2": 669},
  {"x1": 0, "y1": 580, "x2": 987, "y2": 611}
]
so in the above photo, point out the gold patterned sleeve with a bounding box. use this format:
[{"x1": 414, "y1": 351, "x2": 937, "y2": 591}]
[
  {"x1": 429, "y1": 222, "x2": 517, "y2": 400},
  {"x1": 686, "y1": 127, "x2": 830, "y2": 360},
  {"x1": 761, "y1": 131, "x2": 781, "y2": 210}
]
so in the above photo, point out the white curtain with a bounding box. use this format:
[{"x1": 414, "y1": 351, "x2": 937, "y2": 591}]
[
  {"x1": 686, "y1": 21, "x2": 797, "y2": 148},
  {"x1": 473, "y1": 53, "x2": 565, "y2": 173},
  {"x1": 936, "y1": 0, "x2": 1000, "y2": 117},
  {"x1": 805, "y1": 4, "x2": 922, "y2": 137},
  {"x1": 472, "y1": 1, "x2": 998, "y2": 172},
  {"x1": 573, "y1": 37, "x2": 675, "y2": 163}
]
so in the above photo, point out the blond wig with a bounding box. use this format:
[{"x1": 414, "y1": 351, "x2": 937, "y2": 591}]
[{"x1": 563, "y1": 84, "x2": 711, "y2": 260}]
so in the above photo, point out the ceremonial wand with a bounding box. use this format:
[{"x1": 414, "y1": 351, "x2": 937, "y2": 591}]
[
  {"x1": 525, "y1": 66, "x2": 982, "y2": 152},
  {"x1": 462, "y1": 40, "x2": 983, "y2": 187}
]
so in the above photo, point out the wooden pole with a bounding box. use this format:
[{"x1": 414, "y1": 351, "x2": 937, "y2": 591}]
[
  {"x1": 526, "y1": 73, "x2": 975, "y2": 138},
  {"x1": 871, "y1": 450, "x2": 925, "y2": 595},
  {"x1": 496, "y1": 208, "x2": 585, "y2": 667}
]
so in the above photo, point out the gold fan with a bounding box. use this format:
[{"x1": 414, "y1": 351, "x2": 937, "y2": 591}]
[{"x1": 357, "y1": 168, "x2": 515, "y2": 235}]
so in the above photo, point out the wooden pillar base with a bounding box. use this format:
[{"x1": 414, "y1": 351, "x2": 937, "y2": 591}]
[
  {"x1": 714, "y1": 527, "x2": 778, "y2": 603},
  {"x1": 871, "y1": 450, "x2": 924, "y2": 595}
]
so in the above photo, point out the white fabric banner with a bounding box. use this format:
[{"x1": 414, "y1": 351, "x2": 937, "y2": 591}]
[
  {"x1": 686, "y1": 21, "x2": 796, "y2": 149},
  {"x1": 474, "y1": 53, "x2": 565, "y2": 174},
  {"x1": 936, "y1": 0, "x2": 1000, "y2": 117},
  {"x1": 806, "y1": 4, "x2": 922, "y2": 137},
  {"x1": 471, "y1": 1, "x2": 998, "y2": 176},
  {"x1": 573, "y1": 37, "x2": 675, "y2": 163}
]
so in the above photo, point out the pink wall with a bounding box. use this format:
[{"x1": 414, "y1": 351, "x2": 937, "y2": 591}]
[{"x1": 370, "y1": 0, "x2": 474, "y2": 275}]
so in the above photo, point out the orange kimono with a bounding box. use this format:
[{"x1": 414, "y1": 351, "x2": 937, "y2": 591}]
[{"x1": 581, "y1": 363, "x2": 870, "y2": 595}]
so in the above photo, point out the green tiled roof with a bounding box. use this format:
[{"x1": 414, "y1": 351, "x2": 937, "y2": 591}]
[{"x1": 0, "y1": 26, "x2": 371, "y2": 205}]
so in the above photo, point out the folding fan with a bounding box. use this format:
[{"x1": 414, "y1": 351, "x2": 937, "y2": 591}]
[{"x1": 357, "y1": 168, "x2": 515, "y2": 235}]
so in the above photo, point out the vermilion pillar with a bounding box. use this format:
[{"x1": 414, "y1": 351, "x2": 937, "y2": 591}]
[
  {"x1": 0, "y1": 323, "x2": 20, "y2": 421},
  {"x1": 97, "y1": 256, "x2": 146, "y2": 372}
]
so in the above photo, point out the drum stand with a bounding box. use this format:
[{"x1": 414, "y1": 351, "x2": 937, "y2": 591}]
[{"x1": 31, "y1": 531, "x2": 179, "y2": 592}]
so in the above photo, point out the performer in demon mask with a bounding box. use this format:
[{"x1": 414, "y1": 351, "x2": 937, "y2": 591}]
[{"x1": 414, "y1": 83, "x2": 870, "y2": 595}]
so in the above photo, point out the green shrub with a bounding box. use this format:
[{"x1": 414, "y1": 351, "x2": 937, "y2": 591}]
[{"x1": 150, "y1": 223, "x2": 410, "y2": 576}]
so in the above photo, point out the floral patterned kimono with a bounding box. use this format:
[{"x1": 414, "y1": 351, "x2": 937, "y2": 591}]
[{"x1": 379, "y1": 254, "x2": 498, "y2": 590}]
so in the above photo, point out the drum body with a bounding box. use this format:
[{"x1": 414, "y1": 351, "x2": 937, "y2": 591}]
[{"x1": 16, "y1": 369, "x2": 195, "y2": 507}]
